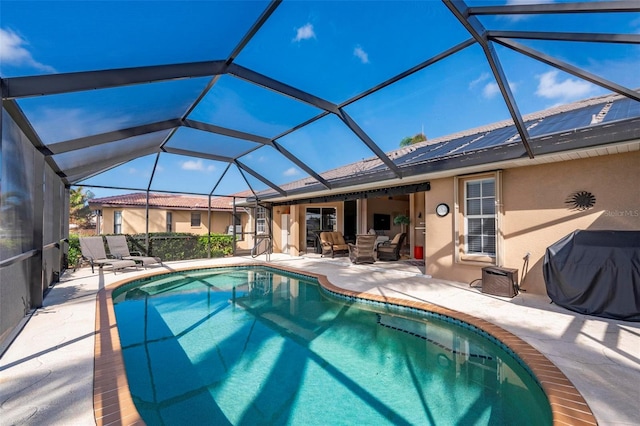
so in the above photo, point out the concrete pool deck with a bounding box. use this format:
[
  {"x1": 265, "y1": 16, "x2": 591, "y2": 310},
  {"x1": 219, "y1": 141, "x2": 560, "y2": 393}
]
[{"x1": 1, "y1": 254, "x2": 638, "y2": 425}]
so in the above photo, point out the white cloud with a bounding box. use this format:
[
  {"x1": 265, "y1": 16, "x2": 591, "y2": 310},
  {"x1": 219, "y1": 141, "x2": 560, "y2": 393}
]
[
  {"x1": 353, "y1": 45, "x2": 369, "y2": 64},
  {"x1": 181, "y1": 160, "x2": 202, "y2": 170},
  {"x1": 483, "y1": 82, "x2": 500, "y2": 98},
  {"x1": 293, "y1": 23, "x2": 315, "y2": 42},
  {"x1": 469, "y1": 72, "x2": 490, "y2": 89},
  {"x1": 31, "y1": 107, "x2": 131, "y2": 143},
  {"x1": 482, "y1": 81, "x2": 517, "y2": 99},
  {"x1": 503, "y1": 0, "x2": 555, "y2": 22},
  {"x1": 181, "y1": 159, "x2": 215, "y2": 173},
  {"x1": 535, "y1": 70, "x2": 594, "y2": 101},
  {"x1": 283, "y1": 167, "x2": 299, "y2": 177},
  {"x1": 0, "y1": 27, "x2": 55, "y2": 72}
]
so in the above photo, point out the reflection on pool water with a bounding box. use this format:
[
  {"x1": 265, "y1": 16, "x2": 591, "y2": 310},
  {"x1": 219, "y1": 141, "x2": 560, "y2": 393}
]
[{"x1": 112, "y1": 267, "x2": 552, "y2": 425}]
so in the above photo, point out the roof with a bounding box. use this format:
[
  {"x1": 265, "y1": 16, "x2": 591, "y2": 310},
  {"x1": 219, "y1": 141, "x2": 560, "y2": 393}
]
[
  {"x1": 2, "y1": 1, "x2": 639, "y2": 203},
  {"x1": 88, "y1": 192, "x2": 247, "y2": 212},
  {"x1": 253, "y1": 91, "x2": 640, "y2": 201}
]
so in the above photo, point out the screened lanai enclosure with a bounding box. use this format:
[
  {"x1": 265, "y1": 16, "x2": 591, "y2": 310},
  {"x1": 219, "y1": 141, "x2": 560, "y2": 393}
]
[{"x1": 1, "y1": 1, "x2": 640, "y2": 351}]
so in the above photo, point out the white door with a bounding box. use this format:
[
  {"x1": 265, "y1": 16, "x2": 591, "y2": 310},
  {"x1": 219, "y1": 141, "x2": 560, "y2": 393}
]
[{"x1": 281, "y1": 214, "x2": 290, "y2": 254}]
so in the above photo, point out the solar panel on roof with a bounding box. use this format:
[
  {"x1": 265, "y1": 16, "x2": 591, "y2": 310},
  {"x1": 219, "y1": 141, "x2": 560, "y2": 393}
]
[
  {"x1": 529, "y1": 104, "x2": 604, "y2": 138},
  {"x1": 467, "y1": 126, "x2": 518, "y2": 150},
  {"x1": 398, "y1": 134, "x2": 479, "y2": 165},
  {"x1": 602, "y1": 98, "x2": 640, "y2": 123}
]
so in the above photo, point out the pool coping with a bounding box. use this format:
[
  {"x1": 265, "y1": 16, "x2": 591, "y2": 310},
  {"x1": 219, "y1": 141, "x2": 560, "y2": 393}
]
[{"x1": 94, "y1": 263, "x2": 597, "y2": 426}]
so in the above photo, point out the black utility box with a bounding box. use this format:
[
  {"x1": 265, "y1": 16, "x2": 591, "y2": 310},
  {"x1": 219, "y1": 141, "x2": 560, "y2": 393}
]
[{"x1": 482, "y1": 266, "x2": 519, "y2": 298}]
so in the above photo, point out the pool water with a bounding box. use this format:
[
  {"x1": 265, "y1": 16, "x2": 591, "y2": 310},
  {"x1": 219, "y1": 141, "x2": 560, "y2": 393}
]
[{"x1": 112, "y1": 267, "x2": 552, "y2": 425}]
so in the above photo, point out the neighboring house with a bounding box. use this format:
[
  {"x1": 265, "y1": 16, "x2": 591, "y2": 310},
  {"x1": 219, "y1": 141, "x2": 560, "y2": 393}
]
[
  {"x1": 254, "y1": 92, "x2": 640, "y2": 296},
  {"x1": 88, "y1": 192, "x2": 253, "y2": 250}
]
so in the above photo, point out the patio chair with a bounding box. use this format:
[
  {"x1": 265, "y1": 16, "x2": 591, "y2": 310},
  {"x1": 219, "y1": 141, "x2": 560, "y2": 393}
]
[
  {"x1": 348, "y1": 234, "x2": 377, "y2": 264},
  {"x1": 106, "y1": 235, "x2": 163, "y2": 268},
  {"x1": 377, "y1": 232, "x2": 406, "y2": 261},
  {"x1": 319, "y1": 231, "x2": 349, "y2": 258},
  {"x1": 79, "y1": 236, "x2": 137, "y2": 274}
]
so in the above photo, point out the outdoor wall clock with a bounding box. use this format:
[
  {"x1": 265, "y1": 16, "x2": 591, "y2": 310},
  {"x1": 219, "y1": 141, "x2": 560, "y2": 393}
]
[{"x1": 436, "y1": 203, "x2": 450, "y2": 217}]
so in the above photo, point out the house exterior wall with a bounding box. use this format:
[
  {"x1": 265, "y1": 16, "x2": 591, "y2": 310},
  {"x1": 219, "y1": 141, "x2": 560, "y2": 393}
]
[
  {"x1": 98, "y1": 207, "x2": 247, "y2": 240},
  {"x1": 365, "y1": 197, "x2": 410, "y2": 238},
  {"x1": 100, "y1": 207, "x2": 167, "y2": 234},
  {"x1": 271, "y1": 198, "x2": 412, "y2": 255},
  {"x1": 424, "y1": 150, "x2": 640, "y2": 295},
  {"x1": 271, "y1": 206, "x2": 292, "y2": 255},
  {"x1": 290, "y1": 202, "x2": 345, "y2": 253}
]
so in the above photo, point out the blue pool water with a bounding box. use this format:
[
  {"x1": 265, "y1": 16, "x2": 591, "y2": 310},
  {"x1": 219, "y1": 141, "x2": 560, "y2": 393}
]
[{"x1": 112, "y1": 267, "x2": 552, "y2": 425}]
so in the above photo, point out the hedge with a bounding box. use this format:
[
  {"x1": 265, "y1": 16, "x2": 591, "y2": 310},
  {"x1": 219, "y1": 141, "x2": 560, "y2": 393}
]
[{"x1": 66, "y1": 232, "x2": 234, "y2": 267}]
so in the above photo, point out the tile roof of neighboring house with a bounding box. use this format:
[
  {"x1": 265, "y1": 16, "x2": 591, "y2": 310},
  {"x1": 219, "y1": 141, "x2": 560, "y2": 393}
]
[
  {"x1": 89, "y1": 192, "x2": 244, "y2": 211},
  {"x1": 257, "y1": 91, "x2": 640, "y2": 197}
]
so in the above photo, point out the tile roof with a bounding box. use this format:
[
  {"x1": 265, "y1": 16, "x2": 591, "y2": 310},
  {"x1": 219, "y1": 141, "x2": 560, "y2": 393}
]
[
  {"x1": 89, "y1": 192, "x2": 241, "y2": 211},
  {"x1": 260, "y1": 91, "x2": 639, "y2": 196}
]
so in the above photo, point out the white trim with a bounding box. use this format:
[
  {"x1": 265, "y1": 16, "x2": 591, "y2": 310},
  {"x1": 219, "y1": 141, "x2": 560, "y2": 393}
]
[{"x1": 455, "y1": 172, "x2": 501, "y2": 265}]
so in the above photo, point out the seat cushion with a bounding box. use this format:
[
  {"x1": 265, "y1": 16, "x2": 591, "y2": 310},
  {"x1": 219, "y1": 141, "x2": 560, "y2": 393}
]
[{"x1": 322, "y1": 232, "x2": 346, "y2": 246}]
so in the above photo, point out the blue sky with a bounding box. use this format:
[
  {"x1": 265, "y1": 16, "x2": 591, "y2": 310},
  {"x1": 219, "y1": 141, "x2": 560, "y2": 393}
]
[{"x1": 1, "y1": 1, "x2": 639, "y2": 199}]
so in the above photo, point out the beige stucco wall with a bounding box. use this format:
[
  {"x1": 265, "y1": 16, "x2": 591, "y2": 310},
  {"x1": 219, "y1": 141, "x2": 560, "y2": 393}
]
[
  {"x1": 272, "y1": 198, "x2": 412, "y2": 255},
  {"x1": 271, "y1": 206, "x2": 292, "y2": 255},
  {"x1": 100, "y1": 207, "x2": 167, "y2": 234},
  {"x1": 424, "y1": 151, "x2": 640, "y2": 295},
  {"x1": 365, "y1": 197, "x2": 410, "y2": 238},
  {"x1": 98, "y1": 207, "x2": 247, "y2": 240}
]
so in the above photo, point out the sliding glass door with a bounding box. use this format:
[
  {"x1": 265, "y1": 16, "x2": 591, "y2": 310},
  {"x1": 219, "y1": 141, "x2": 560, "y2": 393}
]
[{"x1": 305, "y1": 207, "x2": 336, "y2": 253}]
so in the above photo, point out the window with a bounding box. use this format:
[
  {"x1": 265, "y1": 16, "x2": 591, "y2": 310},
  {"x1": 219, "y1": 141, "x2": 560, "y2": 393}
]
[
  {"x1": 465, "y1": 178, "x2": 496, "y2": 256},
  {"x1": 233, "y1": 214, "x2": 243, "y2": 240},
  {"x1": 114, "y1": 210, "x2": 122, "y2": 234},
  {"x1": 305, "y1": 207, "x2": 337, "y2": 252},
  {"x1": 166, "y1": 212, "x2": 173, "y2": 232},
  {"x1": 191, "y1": 212, "x2": 201, "y2": 227},
  {"x1": 256, "y1": 207, "x2": 267, "y2": 234}
]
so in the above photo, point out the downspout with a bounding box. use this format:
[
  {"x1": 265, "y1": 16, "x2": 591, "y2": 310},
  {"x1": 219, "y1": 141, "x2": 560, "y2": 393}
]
[
  {"x1": 207, "y1": 195, "x2": 212, "y2": 258},
  {"x1": 232, "y1": 197, "x2": 237, "y2": 257},
  {"x1": 145, "y1": 190, "x2": 150, "y2": 253}
]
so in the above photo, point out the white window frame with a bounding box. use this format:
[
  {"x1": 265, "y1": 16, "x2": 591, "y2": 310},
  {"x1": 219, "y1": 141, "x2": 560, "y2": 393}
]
[
  {"x1": 256, "y1": 207, "x2": 267, "y2": 235},
  {"x1": 454, "y1": 171, "x2": 502, "y2": 265},
  {"x1": 464, "y1": 178, "x2": 496, "y2": 257},
  {"x1": 114, "y1": 210, "x2": 122, "y2": 234},
  {"x1": 166, "y1": 212, "x2": 173, "y2": 232}
]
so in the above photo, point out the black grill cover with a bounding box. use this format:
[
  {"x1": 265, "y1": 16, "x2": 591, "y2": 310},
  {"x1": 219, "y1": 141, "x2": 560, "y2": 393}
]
[{"x1": 543, "y1": 230, "x2": 640, "y2": 321}]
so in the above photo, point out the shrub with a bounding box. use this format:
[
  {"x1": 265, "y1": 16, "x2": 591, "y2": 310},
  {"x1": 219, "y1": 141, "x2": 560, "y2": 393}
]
[
  {"x1": 67, "y1": 234, "x2": 81, "y2": 268},
  {"x1": 66, "y1": 232, "x2": 235, "y2": 268},
  {"x1": 128, "y1": 233, "x2": 234, "y2": 262}
]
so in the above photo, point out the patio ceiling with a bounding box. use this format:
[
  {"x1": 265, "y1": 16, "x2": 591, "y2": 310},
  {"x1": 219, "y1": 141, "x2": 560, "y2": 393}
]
[{"x1": 2, "y1": 1, "x2": 639, "y2": 202}]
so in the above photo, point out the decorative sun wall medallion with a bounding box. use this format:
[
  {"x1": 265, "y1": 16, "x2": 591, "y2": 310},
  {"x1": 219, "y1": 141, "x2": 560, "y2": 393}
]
[{"x1": 565, "y1": 191, "x2": 596, "y2": 211}]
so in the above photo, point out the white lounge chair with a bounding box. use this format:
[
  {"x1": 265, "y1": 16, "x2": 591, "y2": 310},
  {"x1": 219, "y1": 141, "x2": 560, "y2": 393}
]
[
  {"x1": 105, "y1": 235, "x2": 162, "y2": 268},
  {"x1": 79, "y1": 236, "x2": 137, "y2": 274}
]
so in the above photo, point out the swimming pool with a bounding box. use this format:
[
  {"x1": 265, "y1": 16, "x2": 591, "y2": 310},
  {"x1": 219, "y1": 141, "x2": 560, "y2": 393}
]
[{"x1": 111, "y1": 266, "x2": 553, "y2": 425}]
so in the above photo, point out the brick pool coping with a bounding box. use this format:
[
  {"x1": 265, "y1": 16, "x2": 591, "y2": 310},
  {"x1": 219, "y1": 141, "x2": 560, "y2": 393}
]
[{"x1": 94, "y1": 263, "x2": 597, "y2": 426}]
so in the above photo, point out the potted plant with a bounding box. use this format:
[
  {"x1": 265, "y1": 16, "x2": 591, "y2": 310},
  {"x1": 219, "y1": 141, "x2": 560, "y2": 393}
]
[{"x1": 393, "y1": 215, "x2": 410, "y2": 234}]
